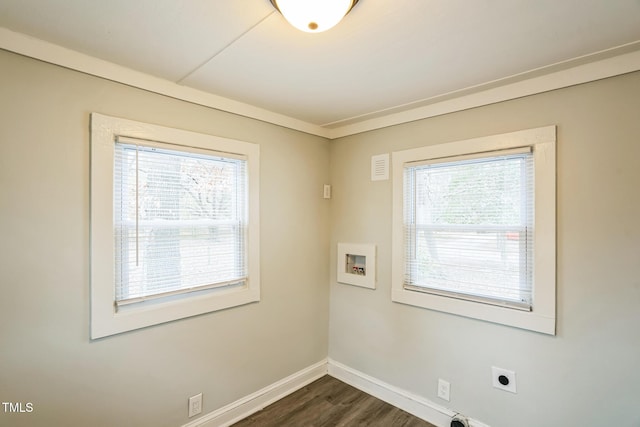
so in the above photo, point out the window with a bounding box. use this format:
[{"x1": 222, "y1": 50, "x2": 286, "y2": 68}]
[
  {"x1": 404, "y1": 148, "x2": 534, "y2": 309},
  {"x1": 392, "y1": 126, "x2": 556, "y2": 334},
  {"x1": 91, "y1": 113, "x2": 260, "y2": 338}
]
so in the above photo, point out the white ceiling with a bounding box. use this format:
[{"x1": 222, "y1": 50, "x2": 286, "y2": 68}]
[{"x1": 1, "y1": 0, "x2": 639, "y2": 137}]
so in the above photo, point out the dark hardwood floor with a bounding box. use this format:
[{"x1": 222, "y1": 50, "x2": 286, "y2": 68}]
[{"x1": 231, "y1": 375, "x2": 436, "y2": 427}]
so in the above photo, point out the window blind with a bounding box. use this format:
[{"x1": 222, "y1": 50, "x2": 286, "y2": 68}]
[
  {"x1": 113, "y1": 138, "x2": 248, "y2": 307},
  {"x1": 403, "y1": 148, "x2": 534, "y2": 310}
]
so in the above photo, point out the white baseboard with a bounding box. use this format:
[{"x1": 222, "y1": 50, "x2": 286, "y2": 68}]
[
  {"x1": 180, "y1": 358, "x2": 489, "y2": 427},
  {"x1": 182, "y1": 359, "x2": 328, "y2": 427},
  {"x1": 327, "y1": 358, "x2": 490, "y2": 427}
]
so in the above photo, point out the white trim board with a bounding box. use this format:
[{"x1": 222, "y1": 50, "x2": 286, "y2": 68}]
[
  {"x1": 0, "y1": 27, "x2": 330, "y2": 139},
  {"x1": 1, "y1": 26, "x2": 639, "y2": 139},
  {"x1": 179, "y1": 358, "x2": 490, "y2": 427},
  {"x1": 181, "y1": 359, "x2": 328, "y2": 427},
  {"x1": 328, "y1": 359, "x2": 491, "y2": 427},
  {"x1": 327, "y1": 44, "x2": 640, "y2": 138}
]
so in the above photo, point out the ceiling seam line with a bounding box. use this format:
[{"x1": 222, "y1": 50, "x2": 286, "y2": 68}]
[{"x1": 176, "y1": 11, "x2": 276, "y2": 84}]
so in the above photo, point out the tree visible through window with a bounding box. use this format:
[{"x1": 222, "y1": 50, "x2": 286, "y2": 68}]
[
  {"x1": 392, "y1": 126, "x2": 556, "y2": 334},
  {"x1": 114, "y1": 142, "x2": 247, "y2": 306},
  {"x1": 404, "y1": 150, "x2": 533, "y2": 308},
  {"x1": 90, "y1": 113, "x2": 260, "y2": 338}
]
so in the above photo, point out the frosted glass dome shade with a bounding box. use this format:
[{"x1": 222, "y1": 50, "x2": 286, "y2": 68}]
[{"x1": 271, "y1": 0, "x2": 358, "y2": 33}]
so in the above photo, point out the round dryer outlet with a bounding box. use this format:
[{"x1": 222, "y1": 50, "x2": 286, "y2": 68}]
[{"x1": 451, "y1": 414, "x2": 469, "y2": 427}]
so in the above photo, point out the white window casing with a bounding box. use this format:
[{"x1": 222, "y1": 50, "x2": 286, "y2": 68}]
[
  {"x1": 391, "y1": 126, "x2": 556, "y2": 335},
  {"x1": 90, "y1": 113, "x2": 260, "y2": 339}
]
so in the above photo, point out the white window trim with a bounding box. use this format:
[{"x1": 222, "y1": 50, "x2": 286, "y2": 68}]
[
  {"x1": 90, "y1": 113, "x2": 260, "y2": 339},
  {"x1": 391, "y1": 126, "x2": 556, "y2": 335}
]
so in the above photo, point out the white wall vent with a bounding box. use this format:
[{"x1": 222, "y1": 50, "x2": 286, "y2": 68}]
[{"x1": 371, "y1": 153, "x2": 389, "y2": 181}]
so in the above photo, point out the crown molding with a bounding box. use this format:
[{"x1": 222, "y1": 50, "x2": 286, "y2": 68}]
[
  {"x1": 327, "y1": 42, "x2": 640, "y2": 139},
  {"x1": 2, "y1": 26, "x2": 639, "y2": 140},
  {"x1": 0, "y1": 26, "x2": 331, "y2": 138}
]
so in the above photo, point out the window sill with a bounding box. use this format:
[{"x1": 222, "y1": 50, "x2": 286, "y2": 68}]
[
  {"x1": 392, "y1": 287, "x2": 555, "y2": 335},
  {"x1": 91, "y1": 284, "x2": 260, "y2": 339}
]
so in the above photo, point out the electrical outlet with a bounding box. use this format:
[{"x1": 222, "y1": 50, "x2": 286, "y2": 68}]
[
  {"x1": 492, "y1": 366, "x2": 517, "y2": 393},
  {"x1": 437, "y1": 379, "x2": 450, "y2": 401},
  {"x1": 188, "y1": 393, "x2": 202, "y2": 418}
]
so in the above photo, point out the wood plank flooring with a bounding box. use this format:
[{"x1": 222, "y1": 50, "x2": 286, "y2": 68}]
[{"x1": 231, "y1": 375, "x2": 436, "y2": 427}]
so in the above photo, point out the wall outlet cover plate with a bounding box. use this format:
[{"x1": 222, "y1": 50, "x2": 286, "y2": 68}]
[{"x1": 492, "y1": 366, "x2": 517, "y2": 393}]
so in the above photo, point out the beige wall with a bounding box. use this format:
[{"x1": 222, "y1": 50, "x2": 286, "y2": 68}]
[
  {"x1": 0, "y1": 49, "x2": 330, "y2": 427},
  {"x1": 2, "y1": 45, "x2": 639, "y2": 427},
  {"x1": 329, "y1": 71, "x2": 640, "y2": 426}
]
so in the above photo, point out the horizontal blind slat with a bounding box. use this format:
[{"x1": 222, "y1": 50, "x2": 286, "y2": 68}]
[
  {"x1": 116, "y1": 278, "x2": 247, "y2": 308},
  {"x1": 114, "y1": 140, "x2": 247, "y2": 303},
  {"x1": 403, "y1": 150, "x2": 534, "y2": 308}
]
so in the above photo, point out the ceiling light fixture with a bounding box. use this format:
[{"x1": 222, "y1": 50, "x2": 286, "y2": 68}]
[{"x1": 270, "y1": 0, "x2": 359, "y2": 33}]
